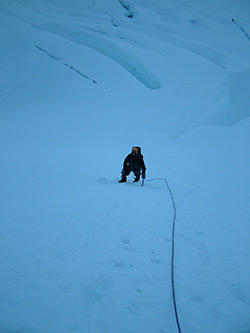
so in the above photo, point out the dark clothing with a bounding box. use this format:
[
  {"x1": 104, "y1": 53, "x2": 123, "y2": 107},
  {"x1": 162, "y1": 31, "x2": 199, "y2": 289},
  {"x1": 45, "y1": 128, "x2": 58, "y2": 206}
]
[{"x1": 122, "y1": 153, "x2": 146, "y2": 178}]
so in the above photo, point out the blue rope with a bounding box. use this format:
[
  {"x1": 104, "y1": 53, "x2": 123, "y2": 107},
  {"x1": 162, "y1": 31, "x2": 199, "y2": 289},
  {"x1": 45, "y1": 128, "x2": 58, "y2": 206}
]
[{"x1": 146, "y1": 178, "x2": 181, "y2": 333}]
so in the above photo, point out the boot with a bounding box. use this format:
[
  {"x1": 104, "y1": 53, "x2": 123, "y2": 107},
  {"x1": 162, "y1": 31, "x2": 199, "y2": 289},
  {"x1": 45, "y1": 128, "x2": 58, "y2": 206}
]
[
  {"x1": 119, "y1": 175, "x2": 127, "y2": 183},
  {"x1": 133, "y1": 175, "x2": 140, "y2": 182}
]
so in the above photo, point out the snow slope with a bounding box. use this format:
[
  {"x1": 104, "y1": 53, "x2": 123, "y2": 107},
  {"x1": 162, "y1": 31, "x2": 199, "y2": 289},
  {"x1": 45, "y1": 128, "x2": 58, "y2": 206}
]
[{"x1": 0, "y1": 0, "x2": 250, "y2": 332}]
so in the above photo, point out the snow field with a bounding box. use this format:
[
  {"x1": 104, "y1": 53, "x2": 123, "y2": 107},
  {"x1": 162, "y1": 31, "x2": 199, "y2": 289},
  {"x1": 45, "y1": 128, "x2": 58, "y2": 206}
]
[
  {"x1": 1, "y1": 172, "x2": 177, "y2": 332},
  {"x1": 0, "y1": 0, "x2": 250, "y2": 332}
]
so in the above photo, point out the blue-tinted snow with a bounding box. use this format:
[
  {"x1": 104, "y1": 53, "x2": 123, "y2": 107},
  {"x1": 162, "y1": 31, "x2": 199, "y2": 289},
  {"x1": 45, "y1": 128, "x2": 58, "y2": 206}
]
[{"x1": 0, "y1": 0, "x2": 250, "y2": 332}]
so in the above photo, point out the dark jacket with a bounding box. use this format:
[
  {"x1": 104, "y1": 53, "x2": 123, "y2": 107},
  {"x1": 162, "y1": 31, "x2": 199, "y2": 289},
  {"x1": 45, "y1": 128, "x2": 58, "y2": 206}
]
[{"x1": 123, "y1": 153, "x2": 146, "y2": 175}]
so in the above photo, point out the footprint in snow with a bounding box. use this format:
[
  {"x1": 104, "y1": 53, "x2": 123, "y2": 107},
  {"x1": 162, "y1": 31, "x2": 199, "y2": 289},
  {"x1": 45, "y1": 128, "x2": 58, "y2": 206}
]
[
  {"x1": 191, "y1": 240, "x2": 211, "y2": 265},
  {"x1": 151, "y1": 257, "x2": 163, "y2": 264},
  {"x1": 121, "y1": 237, "x2": 130, "y2": 245},
  {"x1": 110, "y1": 258, "x2": 134, "y2": 269},
  {"x1": 120, "y1": 237, "x2": 136, "y2": 253}
]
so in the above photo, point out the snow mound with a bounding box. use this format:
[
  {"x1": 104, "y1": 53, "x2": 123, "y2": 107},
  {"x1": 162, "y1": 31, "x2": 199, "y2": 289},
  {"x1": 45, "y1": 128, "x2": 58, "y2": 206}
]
[{"x1": 195, "y1": 68, "x2": 250, "y2": 127}]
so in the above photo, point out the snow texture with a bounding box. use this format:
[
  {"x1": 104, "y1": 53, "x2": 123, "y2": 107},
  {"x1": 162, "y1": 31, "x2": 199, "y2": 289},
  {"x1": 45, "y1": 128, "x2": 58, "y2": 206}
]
[{"x1": 0, "y1": 0, "x2": 250, "y2": 332}]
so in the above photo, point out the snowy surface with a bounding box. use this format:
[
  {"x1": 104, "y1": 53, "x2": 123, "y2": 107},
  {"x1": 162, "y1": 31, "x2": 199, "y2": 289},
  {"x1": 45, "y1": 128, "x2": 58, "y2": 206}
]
[{"x1": 0, "y1": 0, "x2": 250, "y2": 332}]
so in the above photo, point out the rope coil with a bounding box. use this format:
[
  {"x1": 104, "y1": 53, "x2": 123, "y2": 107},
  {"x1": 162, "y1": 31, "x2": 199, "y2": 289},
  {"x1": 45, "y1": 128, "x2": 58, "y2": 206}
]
[{"x1": 146, "y1": 178, "x2": 181, "y2": 333}]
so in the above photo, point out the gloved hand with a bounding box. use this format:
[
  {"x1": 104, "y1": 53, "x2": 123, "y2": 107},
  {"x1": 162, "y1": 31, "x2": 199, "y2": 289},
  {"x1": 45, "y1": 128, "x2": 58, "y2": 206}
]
[{"x1": 142, "y1": 173, "x2": 146, "y2": 179}]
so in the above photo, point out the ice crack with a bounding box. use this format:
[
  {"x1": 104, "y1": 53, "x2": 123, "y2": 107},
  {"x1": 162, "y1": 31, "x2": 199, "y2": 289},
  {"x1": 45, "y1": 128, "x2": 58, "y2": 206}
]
[
  {"x1": 118, "y1": 0, "x2": 135, "y2": 19},
  {"x1": 232, "y1": 18, "x2": 250, "y2": 42},
  {"x1": 35, "y1": 45, "x2": 97, "y2": 84}
]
